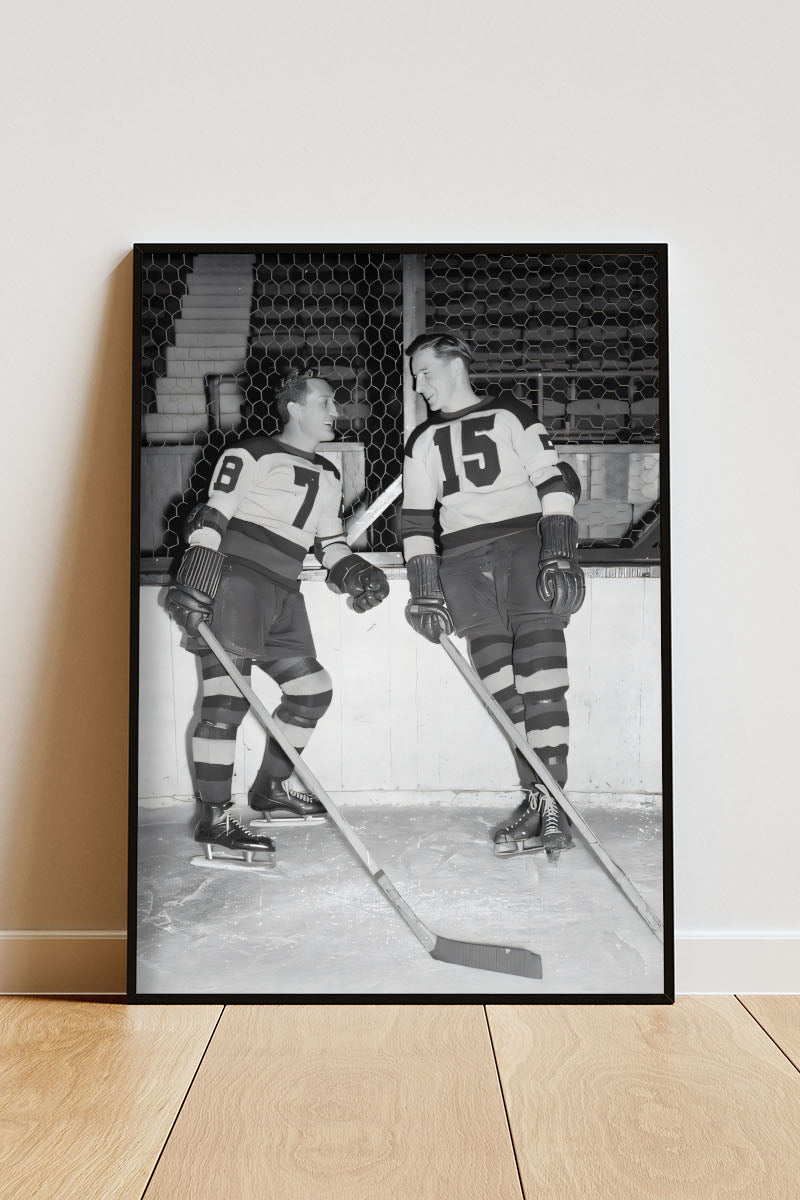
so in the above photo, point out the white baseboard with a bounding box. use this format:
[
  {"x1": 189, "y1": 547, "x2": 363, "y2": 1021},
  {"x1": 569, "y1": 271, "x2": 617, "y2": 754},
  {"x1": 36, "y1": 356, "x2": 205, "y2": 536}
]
[
  {"x1": 675, "y1": 934, "x2": 800, "y2": 994},
  {"x1": 3, "y1": 931, "x2": 798, "y2": 997}
]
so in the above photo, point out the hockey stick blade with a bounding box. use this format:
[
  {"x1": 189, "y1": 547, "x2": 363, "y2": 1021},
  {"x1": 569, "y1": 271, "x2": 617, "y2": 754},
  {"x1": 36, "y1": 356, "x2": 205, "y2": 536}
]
[
  {"x1": 431, "y1": 936, "x2": 543, "y2": 980},
  {"x1": 374, "y1": 871, "x2": 544, "y2": 980}
]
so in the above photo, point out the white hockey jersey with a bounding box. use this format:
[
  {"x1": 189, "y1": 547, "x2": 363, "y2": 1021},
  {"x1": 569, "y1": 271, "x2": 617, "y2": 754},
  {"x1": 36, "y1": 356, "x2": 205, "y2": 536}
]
[
  {"x1": 401, "y1": 395, "x2": 575, "y2": 559},
  {"x1": 188, "y1": 437, "x2": 350, "y2": 588}
]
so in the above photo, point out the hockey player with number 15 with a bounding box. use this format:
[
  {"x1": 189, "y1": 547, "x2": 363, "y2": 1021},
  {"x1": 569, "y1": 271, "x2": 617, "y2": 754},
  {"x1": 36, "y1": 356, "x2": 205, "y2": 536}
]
[
  {"x1": 165, "y1": 368, "x2": 390, "y2": 867},
  {"x1": 400, "y1": 332, "x2": 585, "y2": 860}
]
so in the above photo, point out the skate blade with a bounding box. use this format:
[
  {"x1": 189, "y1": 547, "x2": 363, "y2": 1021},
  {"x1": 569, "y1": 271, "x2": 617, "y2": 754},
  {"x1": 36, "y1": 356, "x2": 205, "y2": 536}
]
[
  {"x1": 250, "y1": 815, "x2": 326, "y2": 828},
  {"x1": 190, "y1": 853, "x2": 275, "y2": 872},
  {"x1": 494, "y1": 836, "x2": 544, "y2": 858}
]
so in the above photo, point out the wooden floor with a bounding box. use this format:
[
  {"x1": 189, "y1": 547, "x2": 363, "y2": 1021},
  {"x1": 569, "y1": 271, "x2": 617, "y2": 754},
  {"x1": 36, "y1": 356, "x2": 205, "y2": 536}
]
[{"x1": 1, "y1": 998, "x2": 799, "y2": 1199}]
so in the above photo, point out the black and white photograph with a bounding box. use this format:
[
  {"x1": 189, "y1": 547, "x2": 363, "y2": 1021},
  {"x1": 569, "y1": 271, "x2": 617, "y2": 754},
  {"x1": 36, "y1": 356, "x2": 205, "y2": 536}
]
[
  {"x1": 10, "y1": 0, "x2": 800, "y2": 1189},
  {"x1": 130, "y1": 244, "x2": 671, "y2": 999}
]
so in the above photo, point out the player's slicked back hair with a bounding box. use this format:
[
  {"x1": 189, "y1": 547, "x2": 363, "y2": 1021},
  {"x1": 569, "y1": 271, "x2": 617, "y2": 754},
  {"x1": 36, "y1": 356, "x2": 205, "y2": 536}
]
[
  {"x1": 405, "y1": 331, "x2": 474, "y2": 371},
  {"x1": 275, "y1": 365, "x2": 320, "y2": 424}
]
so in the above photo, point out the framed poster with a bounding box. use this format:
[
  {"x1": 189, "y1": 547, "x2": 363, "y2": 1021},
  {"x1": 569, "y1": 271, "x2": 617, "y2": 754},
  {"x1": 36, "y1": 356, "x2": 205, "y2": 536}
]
[{"x1": 128, "y1": 244, "x2": 672, "y2": 1001}]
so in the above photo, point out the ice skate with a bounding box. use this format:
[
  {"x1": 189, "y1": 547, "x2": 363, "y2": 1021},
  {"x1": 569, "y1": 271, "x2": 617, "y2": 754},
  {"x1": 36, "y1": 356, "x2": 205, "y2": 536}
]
[
  {"x1": 191, "y1": 804, "x2": 276, "y2": 871},
  {"x1": 249, "y1": 774, "x2": 327, "y2": 827},
  {"x1": 540, "y1": 789, "x2": 574, "y2": 862},
  {"x1": 492, "y1": 787, "x2": 545, "y2": 856}
]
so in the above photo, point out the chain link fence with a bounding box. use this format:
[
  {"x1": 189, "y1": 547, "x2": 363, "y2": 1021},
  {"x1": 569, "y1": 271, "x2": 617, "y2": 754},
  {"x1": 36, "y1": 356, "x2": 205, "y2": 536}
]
[
  {"x1": 140, "y1": 253, "x2": 194, "y2": 417},
  {"x1": 138, "y1": 249, "x2": 661, "y2": 570},
  {"x1": 140, "y1": 251, "x2": 403, "y2": 562},
  {"x1": 425, "y1": 251, "x2": 661, "y2": 560},
  {"x1": 426, "y1": 250, "x2": 659, "y2": 442}
]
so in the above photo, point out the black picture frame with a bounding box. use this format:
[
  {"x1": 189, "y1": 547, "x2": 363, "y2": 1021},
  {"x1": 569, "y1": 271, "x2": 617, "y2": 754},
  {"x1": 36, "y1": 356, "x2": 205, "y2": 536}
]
[{"x1": 128, "y1": 243, "x2": 673, "y2": 1004}]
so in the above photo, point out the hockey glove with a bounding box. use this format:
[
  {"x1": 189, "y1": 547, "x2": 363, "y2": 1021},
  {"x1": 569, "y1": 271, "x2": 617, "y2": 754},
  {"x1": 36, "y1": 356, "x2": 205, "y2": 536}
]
[
  {"x1": 405, "y1": 554, "x2": 454, "y2": 643},
  {"x1": 536, "y1": 514, "x2": 585, "y2": 618},
  {"x1": 165, "y1": 545, "x2": 225, "y2": 649},
  {"x1": 326, "y1": 554, "x2": 390, "y2": 613}
]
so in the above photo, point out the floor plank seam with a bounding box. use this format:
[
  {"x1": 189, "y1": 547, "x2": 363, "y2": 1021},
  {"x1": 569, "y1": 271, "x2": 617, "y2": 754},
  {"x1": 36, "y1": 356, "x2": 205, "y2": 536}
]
[
  {"x1": 734, "y1": 996, "x2": 800, "y2": 1076},
  {"x1": 482, "y1": 1006, "x2": 527, "y2": 1200},
  {"x1": 140, "y1": 1005, "x2": 227, "y2": 1198}
]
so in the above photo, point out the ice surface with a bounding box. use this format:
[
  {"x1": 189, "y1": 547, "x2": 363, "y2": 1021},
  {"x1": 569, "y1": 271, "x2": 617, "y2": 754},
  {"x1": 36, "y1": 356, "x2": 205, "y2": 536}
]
[{"x1": 135, "y1": 796, "x2": 664, "y2": 996}]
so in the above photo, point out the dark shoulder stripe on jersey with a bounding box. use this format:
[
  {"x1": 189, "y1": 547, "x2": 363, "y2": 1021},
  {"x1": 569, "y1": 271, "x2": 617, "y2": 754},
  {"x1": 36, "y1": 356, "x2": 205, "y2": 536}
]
[
  {"x1": 272, "y1": 440, "x2": 318, "y2": 463},
  {"x1": 236, "y1": 436, "x2": 328, "y2": 464},
  {"x1": 485, "y1": 394, "x2": 540, "y2": 429},
  {"x1": 400, "y1": 508, "x2": 436, "y2": 538},
  {"x1": 404, "y1": 415, "x2": 443, "y2": 457},
  {"x1": 313, "y1": 454, "x2": 341, "y2": 480},
  {"x1": 436, "y1": 397, "x2": 494, "y2": 422},
  {"x1": 228, "y1": 436, "x2": 282, "y2": 460},
  {"x1": 405, "y1": 395, "x2": 539, "y2": 447},
  {"x1": 316, "y1": 455, "x2": 340, "y2": 475}
]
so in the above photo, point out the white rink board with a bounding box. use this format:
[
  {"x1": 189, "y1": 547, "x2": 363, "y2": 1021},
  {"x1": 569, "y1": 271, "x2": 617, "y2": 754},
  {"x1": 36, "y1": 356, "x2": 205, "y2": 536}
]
[{"x1": 137, "y1": 577, "x2": 662, "y2": 800}]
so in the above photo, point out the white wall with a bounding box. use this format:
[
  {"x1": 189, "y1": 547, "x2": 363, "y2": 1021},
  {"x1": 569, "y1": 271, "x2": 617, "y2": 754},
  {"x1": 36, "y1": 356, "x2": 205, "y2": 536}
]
[
  {"x1": 2, "y1": 0, "x2": 799, "y2": 994},
  {"x1": 138, "y1": 577, "x2": 662, "y2": 800}
]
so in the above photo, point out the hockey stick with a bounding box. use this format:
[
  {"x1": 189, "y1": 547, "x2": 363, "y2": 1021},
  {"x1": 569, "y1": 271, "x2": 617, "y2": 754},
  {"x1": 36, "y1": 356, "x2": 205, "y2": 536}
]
[
  {"x1": 197, "y1": 621, "x2": 543, "y2": 981},
  {"x1": 344, "y1": 475, "x2": 402, "y2": 544},
  {"x1": 439, "y1": 634, "x2": 664, "y2": 943}
]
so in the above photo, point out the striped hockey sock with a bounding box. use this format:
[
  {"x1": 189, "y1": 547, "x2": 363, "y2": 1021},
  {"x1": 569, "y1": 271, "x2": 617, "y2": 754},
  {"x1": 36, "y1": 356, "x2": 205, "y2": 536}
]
[
  {"x1": 467, "y1": 633, "x2": 526, "y2": 733},
  {"x1": 513, "y1": 622, "x2": 570, "y2": 787},
  {"x1": 192, "y1": 651, "x2": 252, "y2": 806},
  {"x1": 252, "y1": 656, "x2": 333, "y2": 785},
  {"x1": 466, "y1": 633, "x2": 544, "y2": 788}
]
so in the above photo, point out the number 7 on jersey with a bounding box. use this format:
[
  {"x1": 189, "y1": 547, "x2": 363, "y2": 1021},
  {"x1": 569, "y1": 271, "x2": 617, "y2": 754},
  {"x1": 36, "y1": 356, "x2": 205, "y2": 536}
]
[{"x1": 292, "y1": 466, "x2": 320, "y2": 528}]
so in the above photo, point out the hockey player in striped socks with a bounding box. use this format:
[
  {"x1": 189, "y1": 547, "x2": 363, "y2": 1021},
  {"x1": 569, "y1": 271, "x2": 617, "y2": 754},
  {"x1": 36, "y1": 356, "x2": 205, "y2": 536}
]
[
  {"x1": 166, "y1": 368, "x2": 389, "y2": 865},
  {"x1": 400, "y1": 332, "x2": 585, "y2": 859}
]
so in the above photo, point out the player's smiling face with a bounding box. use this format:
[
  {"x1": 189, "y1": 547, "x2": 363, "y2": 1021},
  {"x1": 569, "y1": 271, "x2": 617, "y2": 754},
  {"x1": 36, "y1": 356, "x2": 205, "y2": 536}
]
[
  {"x1": 297, "y1": 379, "x2": 338, "y2": 443},
  {"x1": 411, "y1": 347, "x2": 457, "y2": 412}
]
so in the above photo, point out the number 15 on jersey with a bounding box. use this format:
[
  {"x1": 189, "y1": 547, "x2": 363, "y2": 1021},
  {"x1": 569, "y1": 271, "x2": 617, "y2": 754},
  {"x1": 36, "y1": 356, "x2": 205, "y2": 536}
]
[{"x1": 433, "y1": 415, "x2": 501, "y2": 496}]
